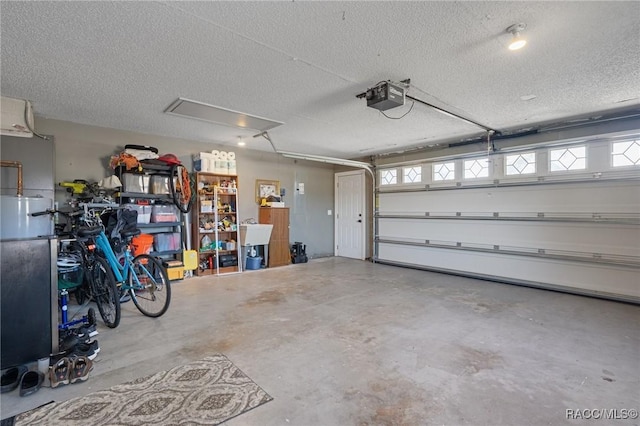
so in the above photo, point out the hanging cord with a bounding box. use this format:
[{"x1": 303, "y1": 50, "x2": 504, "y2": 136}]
[
  {"x1": 169, "y1": 164, "x2": 193, "y2": 213},
  {"x1": 23, "y1": 100, "x2": 50, "y2": 140},
  {"x1": 487, "y1": 130, "x2": 496, "y2": 156},
  {"x1": 380, "y1": 101, "x2": 415, "y2": 120}
]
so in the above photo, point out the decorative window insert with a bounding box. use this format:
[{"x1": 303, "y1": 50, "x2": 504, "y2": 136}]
[
  {"x1": 433, "y1": 162, "x2": 455, "y2": 181},
  {"x1": 549, "y1": 146, "x2": 586, "y2": 171},
  {"x1": 403, "y1": 166, "x2": 422, "y2": 183},
  {"x1": 380, "y1": 169, "x2": 397, "y2": 185},
  {"x1": 612, "y1": 140, "x2": 640, "y2": 167},
  {"x1": 505, "y1": 152, "x2": 536, "y2": 175},
  {"x1": 464, "y1": 158, "x2": 489, "y2": 179}
]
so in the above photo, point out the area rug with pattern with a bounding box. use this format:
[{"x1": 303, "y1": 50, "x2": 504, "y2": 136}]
[{"x1": 14, "y1": 354, "x2": 273, "y2": 425}]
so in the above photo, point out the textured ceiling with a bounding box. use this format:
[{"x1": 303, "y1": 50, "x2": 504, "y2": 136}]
[{"x1": 1, "y1": 1, "x2": 639, "y2": 159}]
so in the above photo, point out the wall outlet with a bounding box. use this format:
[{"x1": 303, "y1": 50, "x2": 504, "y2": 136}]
[{"x1": 327, "y1": 209, "x2": 332, "y2": 215}]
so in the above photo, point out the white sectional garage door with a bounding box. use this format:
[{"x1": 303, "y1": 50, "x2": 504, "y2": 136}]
[{"x1": 375, "y1": 139, "x2": 640, "y2": 303}]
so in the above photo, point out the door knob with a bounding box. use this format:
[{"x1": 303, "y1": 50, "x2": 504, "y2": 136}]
[{"x1": 357, "y1": 219, "x2": 362, "y2": 223}]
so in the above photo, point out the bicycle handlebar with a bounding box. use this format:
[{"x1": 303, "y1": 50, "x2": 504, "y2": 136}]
[{"x1": 31, "y1": 209, "x2": 83, "y2": 218}]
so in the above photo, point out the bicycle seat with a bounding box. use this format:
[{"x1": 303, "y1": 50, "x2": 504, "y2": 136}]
[
  {"x1": 121, "y1": 229, "x2": 141, "y2": 238},
  {"x1": 77, "y1": 227, "x2": 102, "y2": 237}
]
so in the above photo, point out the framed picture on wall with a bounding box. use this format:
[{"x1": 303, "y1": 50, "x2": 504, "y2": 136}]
[{"x1": 255, "y1": 179, "x2": 280, "y2": 203}]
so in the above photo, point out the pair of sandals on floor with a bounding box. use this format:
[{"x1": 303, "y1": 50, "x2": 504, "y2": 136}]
[
  {"x1": 50, "y1": 356, "x2": 93, "y2": 388},
  {"x1": 1, "y1": 366, "x2": 44, "y2": 397}
]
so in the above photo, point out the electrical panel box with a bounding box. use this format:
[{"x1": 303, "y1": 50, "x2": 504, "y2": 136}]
[{"x1": 366, "y1": 82, "x2": 405, "y2": 111}]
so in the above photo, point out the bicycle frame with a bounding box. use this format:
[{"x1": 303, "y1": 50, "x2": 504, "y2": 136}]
[{"x1": 94, "y1": 230, "x2": 140, "y2": 291}]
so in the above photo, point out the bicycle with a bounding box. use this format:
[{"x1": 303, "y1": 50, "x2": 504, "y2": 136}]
[
  {"x1": 88, "y1": 206, "x2": 172, "y2": 317},
  {"x1": 32, "y1": 208, "x2": 121, "y2": 328}
]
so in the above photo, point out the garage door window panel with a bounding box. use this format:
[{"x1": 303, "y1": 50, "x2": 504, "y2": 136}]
[
  {"x1": 464, "y1": 158, "x2": 490, "y2": 179},
  {"x1": 380, "y1": 169, "x2": 397, "y2": 186},
  {"x1": 612, "y1": 140, "x2": 640, "y2": 167},
  {"x1": 505, "y1": 152, "x2": 536, "y2": 175},
  {"x1": 433, "y1": 162, "x2": 455, "y2": 181},
  {"x1": 549, "y1": 146, "x2": 586, "y2": 172},
  {"x1": 403, "y1": 166, "x2": 422, "y2": 184}
]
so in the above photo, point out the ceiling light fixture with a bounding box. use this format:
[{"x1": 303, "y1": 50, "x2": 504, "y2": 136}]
[
  {"x1": 237, "y1": 136, "x2": 246, "y2": 147},
  {"x1": 506, "y1": 23, "x2": 527, "y2": 51}
]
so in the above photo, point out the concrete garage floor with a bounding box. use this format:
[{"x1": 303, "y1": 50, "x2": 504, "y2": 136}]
[{"x1": 2, "y1": 257, "x2": 639, "y2": 425}]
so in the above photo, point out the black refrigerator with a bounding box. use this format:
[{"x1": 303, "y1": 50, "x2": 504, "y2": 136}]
[{"x1": 1, "y1": 134, "x2": 57, "y2": 368}]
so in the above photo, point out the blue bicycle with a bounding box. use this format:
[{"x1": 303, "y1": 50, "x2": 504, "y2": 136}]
[{"x1": 89, "y1": 207, "x2": 171, "y2": 318}]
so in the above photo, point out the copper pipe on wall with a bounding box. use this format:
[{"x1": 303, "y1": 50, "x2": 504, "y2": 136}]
[{"x1": 0, "y1": 160, "x2": 24, "y2": 196}]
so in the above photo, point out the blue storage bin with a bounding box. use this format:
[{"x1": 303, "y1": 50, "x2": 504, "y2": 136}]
[{"x1": 245, "y1": 256, "x2": 262, "y2": 270}]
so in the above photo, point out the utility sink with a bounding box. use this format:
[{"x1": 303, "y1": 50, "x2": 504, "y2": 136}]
[{"x1": 239, "y1": 224, "x2": 273, "y2": 246}]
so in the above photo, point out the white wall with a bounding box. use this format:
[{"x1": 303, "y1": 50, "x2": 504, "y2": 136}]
[{"x1": 36, "y1": 118, "x2": 336, "y2": 257}]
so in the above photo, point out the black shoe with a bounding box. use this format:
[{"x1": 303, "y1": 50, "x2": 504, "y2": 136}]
[
  {"x1": 19, "y1": 371, "x2": 44, "y2": 397},
  {"x1": 59, "y1": 327, "x2": 93, "y2": 351},
  {"x1": 59, "y1": 334, "x2": 80, "y2": 352},
  {"x1": 67, "y1": 340, "x2": 100, "y2": 360},
  {"x1": 76, "y1": 324, "x2": 98, "y2": 338},
  {"x1": 1, "y1": 365, "x2": 28, "y2": 393}
]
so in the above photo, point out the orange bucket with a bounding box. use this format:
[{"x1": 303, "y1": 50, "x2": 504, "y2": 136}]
[{"x1": 131, "y1": 234, "x2": 154, "y2": 256}]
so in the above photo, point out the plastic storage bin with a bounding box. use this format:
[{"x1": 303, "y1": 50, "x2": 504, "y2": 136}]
[
  {"x1": 153, "y1": 232, "x2": 181, "y2": 252},
  {"x1": 151, "y1": 204, "x2": 178, "y2": 223},
  {"x1": 122, "y1": 174, "x2": 150, "y2": 193},
  {"x1": 218, "y1": 254, "x2": 238, "y2": 267},
  {"x1": 150, "y1": 175, "x2": 176, "y2": 195},
  {"x1": 128, "y1": 204, "x2": 152, "y2": 224},
  {"x1": 245, "y1": 256, "x2": 262, "y2": 270}
]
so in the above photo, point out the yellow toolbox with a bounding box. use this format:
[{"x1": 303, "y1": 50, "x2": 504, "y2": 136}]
[{"x1": 163, "y1": 260, "x2": 184, "y2": 281}]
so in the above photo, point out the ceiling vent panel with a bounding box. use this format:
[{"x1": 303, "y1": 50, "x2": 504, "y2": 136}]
[{"x1": 164, "y1": 98, "x2": 283, "y2": 132}]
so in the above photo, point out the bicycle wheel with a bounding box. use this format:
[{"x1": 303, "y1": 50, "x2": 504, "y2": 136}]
[
  {"x1": 91, "y1": 256, "x2": 121, "y2": 328},
  {"x1": 129, "y1": 254, "x2": 171, "y2": 317}
]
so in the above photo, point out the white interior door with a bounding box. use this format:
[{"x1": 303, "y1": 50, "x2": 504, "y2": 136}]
[{"x1": 335, "y1": 170, "x2": 365, "y2": 259}]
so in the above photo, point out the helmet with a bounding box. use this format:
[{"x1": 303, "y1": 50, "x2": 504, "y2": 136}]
[{"x1": 57, "y1": 252, "x2": 82, "y2": 272}]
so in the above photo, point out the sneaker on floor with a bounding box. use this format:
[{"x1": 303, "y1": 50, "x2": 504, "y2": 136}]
[
  {"x1": 119, "y1": 292, "x2": 131, "y2": 303},
  {"x1": 70, "y1": 356, "x2": 93, "y2": 384},
  {"x1": 76, "y1": 324, "x2": 98, "y2": 338},
  {"x1": 67, "y1": 340, "x2": 100, "y2": 361},
  {"x1": 49, "y1": 357, "x2": 71, "y2": 388},
  {"x1": 58, "y1": 334, "x2": 80, "y2": 353}
]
